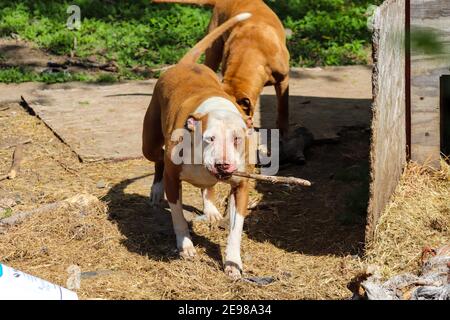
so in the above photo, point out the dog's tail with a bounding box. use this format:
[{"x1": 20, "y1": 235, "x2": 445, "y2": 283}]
[
  {"x1": 152, "y1": 0, "x2": 216, "y2": 6},
  {"x1": 179, "y1": 12, "x2": 251, "y2": 65}
]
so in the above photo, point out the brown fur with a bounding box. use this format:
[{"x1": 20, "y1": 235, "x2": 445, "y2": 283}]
[
  {"x1": 152, "y1": 0, "x2": 290, "y2": 137},
  {"x1": 142, "y1": 15, "x2": 250, "y2": 205}
]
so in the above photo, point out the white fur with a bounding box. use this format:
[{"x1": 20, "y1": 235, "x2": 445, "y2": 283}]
[
  {"x1": 169, "y1": 200, "x2": 196, "y2": 258},
  {"x1": 225, "y1": 193, "x2": 245, "y2": 279},
  {"x1": 236, "y1": 12, "x2": 252, "y2": 22},
  {"x1": 194, "y1": 97, "x2": 247, "y2": 176},
  {"x1": 202, "y1": 189, "x2": 222, "y2": 223},
  {"x1": 195, "y1": 97, "x2": 241, "y2": 116}
]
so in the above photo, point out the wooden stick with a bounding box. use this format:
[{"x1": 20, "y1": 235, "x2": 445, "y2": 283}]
[
  {"x1": 0, "y1": 145, "x2": 25, "y2": 181},
  {"x1": 0, "y1": 139, "x2": 31, "y2": 150},
  {"x1": 6, "y1": 144, "x2": 24, "y2": 179},
  {"x1": 0, "y1": 194, "x2": 99, "y2": 230},
  {"x1": 233, "y1": 171, "x2": 312, "y2": 187}
]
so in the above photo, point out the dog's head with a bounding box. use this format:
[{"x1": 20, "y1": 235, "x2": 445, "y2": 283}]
[{"x1": 185, "y1": 109, "x2": 253, "y2": 180}]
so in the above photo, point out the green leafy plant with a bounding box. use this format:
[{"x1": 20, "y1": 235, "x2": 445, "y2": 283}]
[
  {"x1": 0, "y1": 0, "x2": 384, "y2": 82},
  {"x1": 0, "y1": 67, "x2": 91, "y2": 83}
]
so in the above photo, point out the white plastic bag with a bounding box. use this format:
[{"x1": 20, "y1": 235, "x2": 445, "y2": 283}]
[{"x1": 0, "y1": 263, "x2": 78, "y2": 300}]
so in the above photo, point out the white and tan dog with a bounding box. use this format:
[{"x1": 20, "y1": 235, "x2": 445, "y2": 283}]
[{"x1": 142, "y1": 13, "x2": 253, "y2": 279}]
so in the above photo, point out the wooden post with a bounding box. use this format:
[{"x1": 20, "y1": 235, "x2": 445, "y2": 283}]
[
  {"x1": 367, "y1": 0, "x2": 407, "y2": 243},
  {"x1": 410, "y1": 0, "x2": 450, "y2": 168}
]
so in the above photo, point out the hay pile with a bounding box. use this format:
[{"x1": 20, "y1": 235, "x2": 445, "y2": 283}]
[
  {"x1": 1, "y1": 103, "x2": 448, "y2": 300},
  {"x1": 1, "y1": 160, "x2": 447, "y2": 300},
  {"x1": 365, "y1": 160, "x2": 450, "y2": 278},
  {"x1": 0, "y1": 104, "x2": 366, "y2": 300},
  {"x1": 0, "y1": 194, "x2": 361, "y2": 299}
]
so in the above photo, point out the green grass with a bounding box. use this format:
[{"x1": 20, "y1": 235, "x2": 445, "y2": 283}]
[
  {"x1": 0, "y1": 67, "x2": 92, "y2": 83},
  {"x1": 0, "y1": 66, "x2": 128, "y2": 84},
  {"x1": 0, "y1": 207, "x2": 13, "y2": 219},
  {"x1": 95, "y1": 73, "x2": 118, "y2": 83},
  {"x1": 0, "y1": 0, "x2": 383, "y2": 82}
]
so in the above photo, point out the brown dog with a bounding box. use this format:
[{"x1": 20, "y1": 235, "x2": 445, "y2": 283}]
[
  {"x1": 142, "y1": 13, "x2": 254, "y2": 279},
  {"x1": 153, "y1": 0, "x2": 290, "y2": 137}
]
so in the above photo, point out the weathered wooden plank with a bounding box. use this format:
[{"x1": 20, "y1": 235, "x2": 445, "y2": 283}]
[
  {"x1": 23, "y1": 81, "x2": 156, "y2": 162},
  {"x1": 441, "y1": 75, "x2": 450, "y2": 156},
  {"x1": 367, "y1": 0, "x2": 407, "y2": 243},
  {"x1": 411, "y1": 0, "x2": 450, "y2": 18},
  {"x1": 411, "y1": 0, "x2": 450, "y2": 167}
]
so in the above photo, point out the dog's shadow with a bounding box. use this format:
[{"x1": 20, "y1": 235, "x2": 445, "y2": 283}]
[{"x1": 104, "y1": 174, "x2": 223, "y2": 264}]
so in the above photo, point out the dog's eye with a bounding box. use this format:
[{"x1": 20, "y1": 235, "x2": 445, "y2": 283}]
[{"x1": 204, "y1": 136, "x2": 215, "y2": 143}]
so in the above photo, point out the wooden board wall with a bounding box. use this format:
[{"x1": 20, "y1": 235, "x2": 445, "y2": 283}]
[
  {"x1": 367, "y1": 0, "x2": 407, "y2": 243},
  {"x1": 411, "y1": 0, "x2": 450, "y2": 167}
]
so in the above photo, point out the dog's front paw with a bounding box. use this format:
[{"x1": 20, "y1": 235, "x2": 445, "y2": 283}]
[
  {"x1": 149, "y1": 181, "x2": 164, "y2": 207},
  {"x1": 204, "y1": 205, "x2": 223, "y2": 224},
  {"x1": 179, "y1": 244, "x2": 197, "y2": 259},
  {"x1": 177, "y1": 237, "x2": 197, "y2": 259},
  {"x1": 224, "y1": 261, "x2": 242, "y2": 280}
]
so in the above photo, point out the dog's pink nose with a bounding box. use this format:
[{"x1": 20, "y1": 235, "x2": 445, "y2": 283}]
[{"x1": 215, "y1": 163, "x2": 236, "y2": 173}]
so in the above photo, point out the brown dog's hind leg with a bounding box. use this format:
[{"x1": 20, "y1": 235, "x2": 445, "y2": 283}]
[
  {"x1": 149, "y1": 160, "x2": 165, "y2": 206},
  {"x1": 205, "y1": 38, "x2": 224, "y2": 72},
  {"x1": 275, "y1": 76, "x2": 289, "y2": 139},
  {"x1": 142, "y1": 99, "x2": 165, "y2": 206},
  {"x1": 204, "y1": 11, "x2": 224, "y2": 72},
  {"x1": 142, "y1": 99, "x2": 164, "y2": 162}
]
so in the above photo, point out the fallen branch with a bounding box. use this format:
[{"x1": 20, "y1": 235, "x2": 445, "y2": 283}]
[
  {"x1": 64, "y1": 58, "x2": 119, "y2": 72},
  {"x1": 0, "y1": 201, "x2": 62, "y2": 228},
  {"x1": 7, "y1": 145, "x2": 24, "y2": 179},
  {"x1": 233, "y1": 171, "x2": 312, "y2": 187},
  {"x1": 0, "y1": 139, "x2": 31, "y2": 150},
  {"x1": 0, "y1": 194, "x2": 99, "y2": 231},
  {"x1": 150, "y1": 65, "x2": 174, "y2": 73},
  {"x1": 0, "y1": 145, "x2": 25, "y2": 181}
]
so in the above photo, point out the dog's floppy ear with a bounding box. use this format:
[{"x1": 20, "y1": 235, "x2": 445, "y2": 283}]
[
  {"x1": 237, "y1": 97, "x2": 252, "y2": 115},
  {"x1": 186, "y1": 113, "x2": 204, "y2": 132}
]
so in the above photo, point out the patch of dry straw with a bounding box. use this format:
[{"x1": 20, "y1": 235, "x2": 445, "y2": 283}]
[
  {"x1": 365, "y1": 159, "x2": 450, "y2": 279},
  {"x1": 0, "y1": 195, "x2": 361, "y2": 300}
]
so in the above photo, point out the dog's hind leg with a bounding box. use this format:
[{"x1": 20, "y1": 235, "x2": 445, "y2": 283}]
[
  {"x1": 149, "y1": 161, "x2": 165, "y2": 206},
  {"x1": 275, "y1": 76, "x2": 289, "y2": 139},
  {"x1": 204, "y1": 11, "x2": 224, "y2": 72},
  {"x1": 142, "y1": 99, "x2": 165, "y2": 206}
]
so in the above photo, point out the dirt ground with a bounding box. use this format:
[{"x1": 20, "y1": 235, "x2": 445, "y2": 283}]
[
  {"x1": 0, "y1": 97, "x2": 373, "y2": 299},
  {"x1": 0, "y1": 38, "x2": 113, "y2": 77}
]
